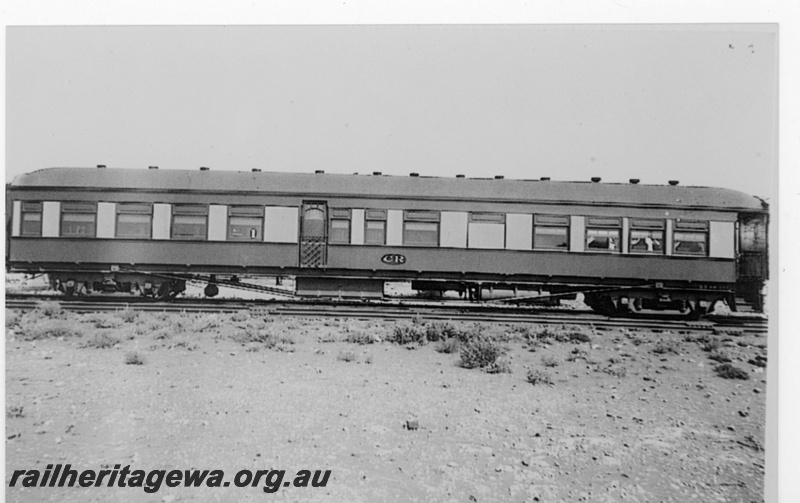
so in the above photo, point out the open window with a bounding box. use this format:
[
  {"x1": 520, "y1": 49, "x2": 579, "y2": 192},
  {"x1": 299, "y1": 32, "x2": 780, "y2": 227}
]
[
  {"x1": 673, "y1": 220, "x2": 708, "y2": 256},
  {"x1": 60, "y1": 202, "x2": 97, "y2": 238},
  {"x1": 629, "y1": 219, "x2": 664, "y2": 254},
  {"x1": 585, "y1": 217, "x2": 621, "y2": 252}
]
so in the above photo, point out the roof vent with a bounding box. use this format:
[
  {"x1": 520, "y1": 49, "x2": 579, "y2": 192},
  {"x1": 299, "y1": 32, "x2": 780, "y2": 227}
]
[
  {"x1": 495, "y1": 175, "x2": 505, "y2": 180},
  {"x1": 540, "y1": 177, "x2": 550, "y2": 181},
  {"x1": 591, "y1": 177, "x2": 601, "y2": 183},
  {"x1": 96, "y1": 164, "x2": 106, "y2": 169},
  {"x1": 410, "y1": 172, "x2": 419, "y2": 177},
  {"x1": 252, "y1": 168, "x2": 261, "y2": 172},
  {"x1": 456, "y1": 174, "x2": 465, "y2": 178},
  {"x1": 200, "y1": 167, "x2": 210, "y2": 171},
  {"x1": 668, "y1": 180, "x2": 679, "y2": 186},
  {"x1": 629, "y1": 178, "x2": 640, "y2": 184},
  {"x1": 315, "y1": 170, "x2": 325, "y2": 174},
  {"x1": 148, "y1": 166, "x2": 158, "y2": 170},
  {"x1": 373, "y1": 171, "x2": 382, "y2": 176}
]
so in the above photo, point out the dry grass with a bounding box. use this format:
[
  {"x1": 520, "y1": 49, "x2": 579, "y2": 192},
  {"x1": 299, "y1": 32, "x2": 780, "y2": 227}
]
[
  {"x1": 21, "y1": 319, "x2": 84, "y2": 340},
  {"x1": 82, "y1": 332, "x2": 121, "y2": 349},
  {"x1": 124, "y1": 351, "x2": 145, "y2": 365},
  {"x1": 33, "y1": 300, "x2": 65, "y2": 318},
  {"x1": 435, "y1": 338, "x2": 461, "y2": 354},
  {"x1": 653, "y1": 340, "x2": 682, "y2": 355},
  {"x1": 526, "y1": 368, "x2": 553, "y2": 385},
  {"x1": 714, "y1": 363, "x2": 750, "y2": 380},
  {"x1": 337, "y1": 349, "x2": 358, "y2": 363},
  {"x1": 460, "y1": 336, "x2": 507, "y2": 370},
  {"x1": 540, "y1": 355, "x2": 560, "y2": 367}
]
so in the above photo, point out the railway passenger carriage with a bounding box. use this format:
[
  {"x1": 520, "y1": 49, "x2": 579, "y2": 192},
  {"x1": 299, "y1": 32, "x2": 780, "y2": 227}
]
[{"x1": 6, "y1": 167, "x2": 768, "y2": 314}]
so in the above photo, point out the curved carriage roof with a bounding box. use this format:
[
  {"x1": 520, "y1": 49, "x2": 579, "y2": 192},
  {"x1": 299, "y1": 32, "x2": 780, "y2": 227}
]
[{"x1": 10, "y1": 167, "x2": 767, "y2": 212}]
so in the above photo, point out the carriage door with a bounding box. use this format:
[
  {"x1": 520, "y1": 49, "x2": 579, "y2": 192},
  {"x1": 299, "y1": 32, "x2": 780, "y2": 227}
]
[{"x1": 300, "y1": 202, "x2": 328, "y2": 268}]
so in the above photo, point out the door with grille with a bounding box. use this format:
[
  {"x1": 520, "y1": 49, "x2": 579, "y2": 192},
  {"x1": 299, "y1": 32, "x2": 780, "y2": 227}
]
[{"x1": 300, "y1": 202, "x2": 327, "y2": 268}]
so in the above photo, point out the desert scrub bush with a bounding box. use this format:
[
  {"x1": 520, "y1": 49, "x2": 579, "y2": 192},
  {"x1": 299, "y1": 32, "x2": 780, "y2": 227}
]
[
  {"x1": 425, "y1": 322, "x2": 460, "y2": 342},
  {"x1": 192, "y1": 314, "x2": 221, "y2": 332},
  {"x1": 92, "y1": 313, "x2": 123, "y2": 329},
  {"x1": 460, "y1": 337, "x2": 507, "y2": 370},
  {"x1": 169, "y1": 339, "x2": 200, "y2": 351},
  {"x1": 337, "y1": 349, "x2": 358, "y2": 362},
  {"x1": 317, "y1": 332, "x2": 340, "y2": 343},
  {"x1": 524, "y1": 325, "x2": 557, "y2": 342},
  {"x1": 540, "y1": 355, "x2": 560, "y2": 367},
  {"x1": 714, "y1": 363, "x2": 750, "y2": 380},
  {"x1": 343, "y1": 330, "x2": 380, "y2": 345},
  {"x1": 230, "y1": 310, "x2": 251, "y2": 322},
  {"x1": 22, "y1": 319, "x2": 84, "y2": 340},
  {"x1": 115, "y1": 307, "x2": 139, "y2": 323},
  {"x1": 166, "y1": 313, "x2": 197, "y2": 333},
  {"x1": 82, "y1": 332, "x2": 121, "y2": 349},
  {"x1": 5, "y1": 310, "x2": 22, "y2": 329},
  {"x1": 6, "y1": 405, "x2": 25, "y2": 418},
  {"x1": 523, "y1": 325, "x2": 591, "y2": 344},
  {"x1": 485, "y1": 357, "x2": 512, "y2": 374},
  {"x1": 435, "y1": 338, "x2": 461, "y2": 354},
  {"x1": 701, "y1": 338, "x2": 722, "y2": 353},
  {"x1": 683, "y1": 333, "x2": 712, "y2": 344},
  {"x1": 602, "y1": 365, "x2": 628, "y2": 378},
  {"x1": 33, "y1": 300, "x2": 64, "y2": 318},
  {"x1": 124, "y1": 351, "x2": 145, "y2": 365},
  {"x1": 509, "y1": 324, "x2": 537, "y2": 338},
  {"x1": 565, "y1": 347, "x2": 589, "y2": 362},
  {"x1": 388, "y1": 322, "x2": 427, "y2": 345},
  {"x1": 232, "y1": 326, "x2": 295, "y2": 349},
  {"x1": 627, "y1": 334, "x2": 646, "y2": 346},
  {"x1": 652, "y1": 339, "x2": 682, "y2": 355},
  {"x1": 708, "y1": 350, "x2": 733, "y2": 363},
  {"x1": 566, "y1": 331, "x2": 592, "y2": 344},
  {"x1": 526, "y1": 368, "x2": 553, "y2": 385},
  {"x1": 152, "y1": 328, "x2": 173, "y2": 340}
]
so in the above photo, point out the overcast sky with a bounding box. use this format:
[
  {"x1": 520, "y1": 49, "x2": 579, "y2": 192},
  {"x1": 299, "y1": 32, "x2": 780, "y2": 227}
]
[{"x1": 6, "y1": 24, "x2": 777, "y2": 199}]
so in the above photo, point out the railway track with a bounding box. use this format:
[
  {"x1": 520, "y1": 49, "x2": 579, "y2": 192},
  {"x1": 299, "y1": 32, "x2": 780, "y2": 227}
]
[{"x1": 5, "y1": 293, "x2": 768, "y2": 335}]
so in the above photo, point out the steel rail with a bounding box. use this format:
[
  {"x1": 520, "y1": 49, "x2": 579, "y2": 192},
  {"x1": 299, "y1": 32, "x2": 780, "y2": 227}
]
[{"x1": 5, "y1": 294, "x2": 768, "y2": 335}]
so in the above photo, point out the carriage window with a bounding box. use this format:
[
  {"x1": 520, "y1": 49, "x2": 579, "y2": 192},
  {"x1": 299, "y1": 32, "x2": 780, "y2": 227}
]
[
  {"x1": 329, "y1": 209, "x2": 351, "y2": 244},
  {"x1": 404, "y1": 210, "x2": 440, "y2": 246},
  {"x1": 302, "y1": 206, "x2": 326, "y2": 237},
  {"x1": 533, "y1": 214, "x2": 569, "y2": 249},
  {"x1": 228, "y1": 206, "x2": 264, "y2": 241},
  {"x1": 585, "y1": 217, "x2": 621, "y2": 252},
  {"x1": 365, "y1": 209, "x2": 387, "y2": 245},
  {"x1": 116, "y1": 203, "x2": 153, "y2": 239},
  {"x1": 629, "y1": 219, "x2": 665, "y2": 254},
  {"x1": 172, "y1": 204, "x2": 208, "y2": 240},
  {"x1": 20, "y1": 202, "x2": 43, "y2": 237},
  {"x1": 673, "y1": 220, "x2": 708, "y2": 256},
  {"x1": 61, "y1": 202, "x2": 97, "y2": 238}
]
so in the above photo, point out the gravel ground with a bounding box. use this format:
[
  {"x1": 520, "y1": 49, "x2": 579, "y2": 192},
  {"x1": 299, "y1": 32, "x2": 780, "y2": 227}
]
[{"x1": 5, "y1": 307, "x2": 767, "y2": 502}]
